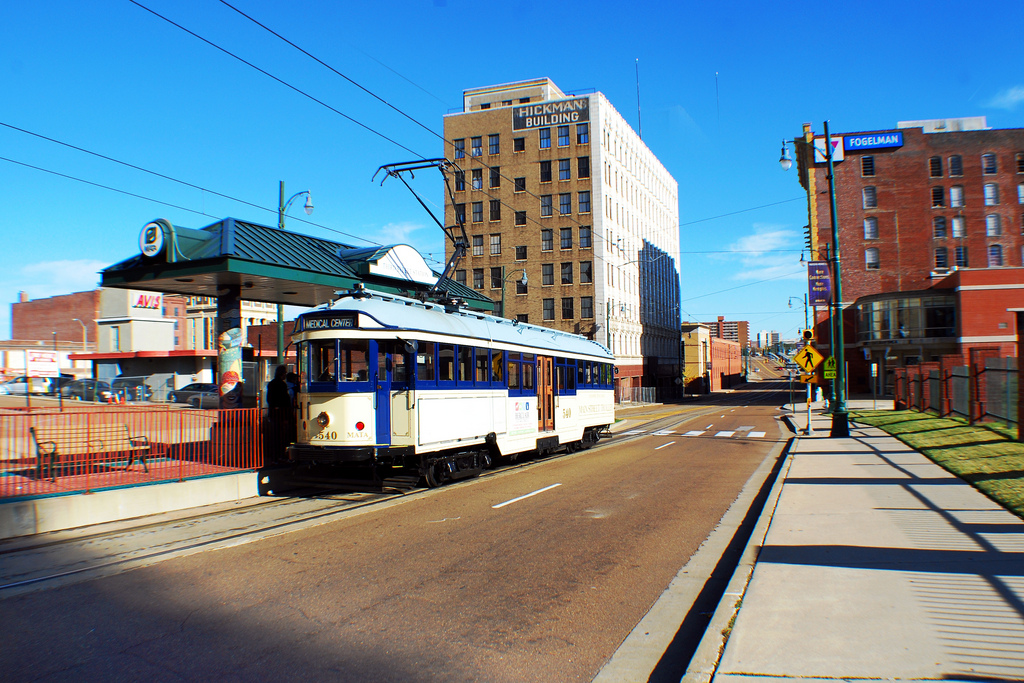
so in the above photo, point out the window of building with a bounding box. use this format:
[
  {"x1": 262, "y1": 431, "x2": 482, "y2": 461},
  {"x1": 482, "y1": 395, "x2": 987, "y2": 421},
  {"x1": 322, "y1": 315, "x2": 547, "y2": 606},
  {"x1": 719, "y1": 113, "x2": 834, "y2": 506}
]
[
  {"x1": 501, "y1": 100, "x2": 512, "y2": 106},
  {"x1": 579, "y1": 226, "x2": 592, "y2": 248},
  {"x1": 540, "y1": 160, "x2": 552, "y2": 183},
  {"x1": 490, "y1": 234, "x2": 501, "y2": 254},
  {"x1": 955, "y1": 245, "x2": 969, "y2": 267},
  {"x1": 1019, "y1": 184, "x2": 1024, "y2": 204},
  {"x1": 863, "y1": 186, "x2": 878, "y2": 209},
  {"x1": 471, "y1": 137, "x2": 482, "y2": 156},
  {"x1": 541, "y1": 229, "x2": 553, "y2": 251},
  {"x1": 455, "y1": 269, "x2": 466, "y2": 286},
  {"x1": 578, "y1": 191, "x2": 591, "y2": 213},
  {"x1": 988, "y1": 244, "x2": 1003, "y2": 267},
  {"x1": 986, "y1": 213, "x2": 1002, "y2": 236},
  {"x1": 561, "y1": 262, "x2": 573, "y2": 284},
  {"x1": 514, "y1": 177, "x2": 526, "y2": 193},
  {"x1": 480, "y1": 103, "x2": 491, "y2": 110},
  {"x1": 543, "y1": 298, "x2": 555, "y2": 320},
  {"x1": 455, "y1": 203, "x2": 466, "y2": 225},
  {"x1": 490, "y1": 200, "x2": 501, "y2": 222},
  {"x1": 865, "y1": 247, "x2": 880, "y2": 270},
  {"x1": 863, "y1": 216, "x2": 878, "y2": 239},
  {"x1": 490, "y1": 267, "x2": 502, "y2": 289},
  {"x1": 472, "y1": 234, "x2": 483, "y2": 256},
  {"x1": 472, "y1": 202, "x2": 483, "y2": 223},
  {"x1": 561, "y1": 297, "x2": 574, "y2": 319},
  {"x1": 982, "y1": 153, "x2": 997, "y2": 175},
  {"x1": 580, "y1": 260, "x2": 593, "y2": 283},
  {"x1": 488, "y1": 134, "x2": 500, "y2": 155},
  {"x1": 933, "y1": 216, "x2": 947, "y2": 239},
  {"x1": 454, "y1": 138, "x2": 465, "y2": 159},
  {"x1": 952, "y1": 215, "x2": 965, "y2": 238},
  {"x1": 516, "y1": 278, "x2": 528, "y2": 295},
  {"x1": 542, "y1": 263, "x2": 554, "y2": 285},
  {"x1": 473, "y1": 268, "x2": 484, "y2": 289},
  {"x1": 935, "y1": 247, "x2": 948, "y2": 270},
  {"x1": 539, "y1": 128, "x2": 551, "y2": 149},
  {"x1": 577, "y1": 123, "x2": 589, "y2": 144},
  {"x1": 514, "y1": 210, "x2": 526, "y2": 226},
  {"x1": 540, "y1": 195, "x2": 552, "y2": 217},
  {"x1": 559, "y1": 193, "x2": 572, "y2": 215},
  {"x1": 471, "y1": 169, "x2": 482, "y2": 190},
  {"x1": 454, "y1": 170, "x2": 465, "y2": 191},
  {"x1": 950, "y1": 185, "x2": 964, "y2": 208},
  {"x1": 984, "y1": 183, "x2": 999, "y2": 205},
  {"x1": 515, "y1": 245, "x2": 527, "y2": 260},
  {"x1": 929, "y1": 156, "x2": 942, "y2": 178},
  {"x1": 578, "y1": 156, "x2": 590, "y2": 179},
  {"x1": 949, "y1": 155, "x2": 963, "y2": 177},
  {"x1": 490, "y1": 167, "x2": 501, "y2": 188},
  {"x1": 557, "y1": 125, "x2": 570, "y2": 146},
  {"x1": 559, "y1": 159, "x2": 571, "y2": 181},
  {"x1": 931, "y1": 186, "x2": 944, "y2": 207},
  {"x1": 1017, "y1": 153, "x2": 1024, "y2": 173},
  {"x1": 580, "y1": 296, "x2": 594, "y2": 319},
  {"x1": 514, "y1": 137, "x2": 525, "y2": 152},
  {"x1": 516, "y1": 313, "x2": 529, "y2": 323},
  {"x1": 861, "y1": 155, "x2": 875, "y2": 177},
  {"x1": 560, "y1": 227, "x2": 572, "y2": 249}
]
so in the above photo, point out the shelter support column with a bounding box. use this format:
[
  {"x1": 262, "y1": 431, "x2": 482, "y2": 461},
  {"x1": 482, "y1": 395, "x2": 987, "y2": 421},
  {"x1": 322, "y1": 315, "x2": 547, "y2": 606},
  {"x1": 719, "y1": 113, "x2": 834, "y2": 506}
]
[{"x1": 217, "y1": 284, "x2": 243, "y2": 409}]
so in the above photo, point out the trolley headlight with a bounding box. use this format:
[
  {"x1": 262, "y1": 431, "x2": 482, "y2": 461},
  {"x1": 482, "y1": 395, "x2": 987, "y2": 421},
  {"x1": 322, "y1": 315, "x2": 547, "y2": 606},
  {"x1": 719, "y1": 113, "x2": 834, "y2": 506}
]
[{"x1": 316, "y1": 411, "x2": 331, "y2": 428}]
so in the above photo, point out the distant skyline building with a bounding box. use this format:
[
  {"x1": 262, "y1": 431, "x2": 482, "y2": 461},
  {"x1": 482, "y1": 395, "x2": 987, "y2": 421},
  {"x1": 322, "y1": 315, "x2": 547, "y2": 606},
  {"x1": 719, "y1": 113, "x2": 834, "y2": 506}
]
[{"x1": 443, "y1": 78, "x2": 681, "y2": 396}]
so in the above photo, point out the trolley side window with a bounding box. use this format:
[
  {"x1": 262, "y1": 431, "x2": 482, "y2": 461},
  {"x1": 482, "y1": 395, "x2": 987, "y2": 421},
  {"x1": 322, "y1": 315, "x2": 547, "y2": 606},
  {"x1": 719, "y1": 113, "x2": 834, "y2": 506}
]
[
  {"x1": 475, "y1": 348, "x2": 489, "y2": 385},
  {"x1": 416, "y1": 342, "x2": 436, "y2": 384},
  {"x1": 507, "y1": 353, "x2": 520, "y2": 391},
  {"x1": 490, "y1": 350, "x2": 504, "y2": 384},
  {"x1": 508, "y1": 352, "x2": 536, "y2": 397},
  {"x1": 458, "y1": 346, "x2": 473, "y2": 385},
  {"x1": 438, "y1": 344, "x2": 456, "y2": 386},
  {"x1": 555, "y1": 357, "x2": 577, "y2": 396},
  {"x1": 296, "y1": 341, "x2": 308, "y2": 391}
]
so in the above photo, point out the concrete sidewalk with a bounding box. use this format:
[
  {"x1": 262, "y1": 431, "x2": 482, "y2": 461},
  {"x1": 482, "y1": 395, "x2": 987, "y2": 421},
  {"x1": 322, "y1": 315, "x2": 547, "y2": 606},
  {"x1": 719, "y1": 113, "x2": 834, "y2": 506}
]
[{"x1": 702, "y1": 399, "x2": 1024, "y2": 682}]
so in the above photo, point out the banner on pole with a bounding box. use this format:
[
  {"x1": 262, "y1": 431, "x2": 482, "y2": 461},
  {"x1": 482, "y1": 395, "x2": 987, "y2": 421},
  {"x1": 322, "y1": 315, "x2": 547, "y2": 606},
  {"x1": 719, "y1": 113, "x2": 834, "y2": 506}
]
[{"x1": 808, "y1": 261, "x2": 831, "y2": 306}]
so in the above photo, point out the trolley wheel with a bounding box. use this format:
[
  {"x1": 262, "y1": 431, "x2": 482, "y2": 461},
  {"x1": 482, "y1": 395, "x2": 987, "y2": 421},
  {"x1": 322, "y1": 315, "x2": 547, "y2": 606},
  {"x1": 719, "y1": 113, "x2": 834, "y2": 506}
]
[
  {"x1": 424, "y1": 462, "x2": 444, "y2": 488},
  {"x1": 480, "y1": 451, "x2": 493, "y2": 470}
]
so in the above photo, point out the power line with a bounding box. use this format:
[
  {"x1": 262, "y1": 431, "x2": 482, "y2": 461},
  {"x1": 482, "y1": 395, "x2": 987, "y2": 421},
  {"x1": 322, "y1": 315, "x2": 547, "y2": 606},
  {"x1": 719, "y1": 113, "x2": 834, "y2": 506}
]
[
  {"x1": 0, "y1": 120, "x2": 378, "y2": 245},
  {"x1": 681, "y1": 270, "x2": 805, "y2": 302},
  {"x1": 679, "y1": 197, "x2": 805, "y2": 226}
]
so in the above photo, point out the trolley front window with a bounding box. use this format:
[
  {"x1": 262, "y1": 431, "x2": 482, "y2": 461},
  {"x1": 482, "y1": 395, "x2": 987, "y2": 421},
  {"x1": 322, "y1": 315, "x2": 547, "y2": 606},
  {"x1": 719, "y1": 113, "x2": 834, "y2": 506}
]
[
  {"x1": 311, "y1": 340, "x2": 337, "y2": 382},
  {"x1": 339, "y1": 340, "x2": 370, "y2": 382}
]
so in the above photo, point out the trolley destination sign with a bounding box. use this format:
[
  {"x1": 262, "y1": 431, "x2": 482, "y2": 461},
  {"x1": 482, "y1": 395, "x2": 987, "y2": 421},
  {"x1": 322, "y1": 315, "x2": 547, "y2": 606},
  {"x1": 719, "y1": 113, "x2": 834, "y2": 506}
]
[
  {"x1": 299, "y1": 315, "x2": 356, "y2": 331},
  {"x1": 513, "y1": 97, "x2": 590, "y2": 130}
]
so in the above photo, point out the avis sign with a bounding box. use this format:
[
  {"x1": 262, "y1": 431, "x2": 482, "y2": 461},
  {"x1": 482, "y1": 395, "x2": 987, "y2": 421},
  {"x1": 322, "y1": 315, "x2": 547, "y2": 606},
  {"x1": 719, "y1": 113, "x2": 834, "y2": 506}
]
[{"x1": 133, "y1": 293, "x2": 162, "y2": 310}]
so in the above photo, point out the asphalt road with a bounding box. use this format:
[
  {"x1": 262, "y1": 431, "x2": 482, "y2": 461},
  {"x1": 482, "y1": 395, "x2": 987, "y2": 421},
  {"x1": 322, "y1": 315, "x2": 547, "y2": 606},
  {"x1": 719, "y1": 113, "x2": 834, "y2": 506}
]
[{"x1": 1, "y1": 388, "x2": 789, "y2": 682}]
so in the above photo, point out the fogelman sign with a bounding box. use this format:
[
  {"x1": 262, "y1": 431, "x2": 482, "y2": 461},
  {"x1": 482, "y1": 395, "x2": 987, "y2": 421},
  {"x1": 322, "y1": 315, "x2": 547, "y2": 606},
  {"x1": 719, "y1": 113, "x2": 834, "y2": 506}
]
[{"x1": 513, "y1": 97, "x2": 589, "y2": 130}]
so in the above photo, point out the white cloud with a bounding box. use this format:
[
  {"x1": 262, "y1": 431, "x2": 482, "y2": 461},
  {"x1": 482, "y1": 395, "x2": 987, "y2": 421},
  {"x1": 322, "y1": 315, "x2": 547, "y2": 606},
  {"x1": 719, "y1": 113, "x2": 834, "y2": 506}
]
[
  {"x1": 986, "y1": 85, "x2": 1024, "y2": 110},
  {"x1": 712, "y1": 224, "x2": 805, "y2": 282},
  {"x1": 376, "y1": 221, "x2": 427, "y2": 245}
]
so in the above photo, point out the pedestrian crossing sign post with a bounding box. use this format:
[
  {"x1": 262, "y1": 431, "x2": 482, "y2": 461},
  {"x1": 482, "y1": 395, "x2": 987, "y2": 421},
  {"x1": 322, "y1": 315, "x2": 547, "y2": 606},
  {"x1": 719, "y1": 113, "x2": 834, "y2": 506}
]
[
  {"x1": 823, "y1": 356, "x2": 837, "y2": 380},
  {"x1": 795, "y1": 345, "x2": 825, "y2": 374}
]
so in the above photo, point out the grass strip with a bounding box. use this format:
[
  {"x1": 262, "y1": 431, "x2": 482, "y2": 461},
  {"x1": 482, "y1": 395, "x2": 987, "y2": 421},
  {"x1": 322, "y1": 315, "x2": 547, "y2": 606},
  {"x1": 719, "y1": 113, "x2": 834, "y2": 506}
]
[{"x1": 850, "y1": 410, "x2": 1024, "y2": 520}]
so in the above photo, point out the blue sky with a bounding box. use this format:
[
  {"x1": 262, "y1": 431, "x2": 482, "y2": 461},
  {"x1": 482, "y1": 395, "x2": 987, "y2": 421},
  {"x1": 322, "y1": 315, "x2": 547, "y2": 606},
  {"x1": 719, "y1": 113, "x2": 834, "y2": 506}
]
[{"x1": 3, "y1": 0, "x2": 1023, "y2": 341}]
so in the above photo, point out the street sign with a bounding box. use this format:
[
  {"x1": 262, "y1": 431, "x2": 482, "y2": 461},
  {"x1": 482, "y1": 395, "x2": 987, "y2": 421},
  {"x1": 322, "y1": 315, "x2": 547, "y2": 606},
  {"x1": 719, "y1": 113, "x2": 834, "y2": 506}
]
[
  {"x1": 26, "y1": 350, "x2": 59, "y2": 378},
  {"x1": 795, "y1": 345, "x2": 825, "y2": 373},
  {"x1": 823, "y1": 356, "x2": 837, "y2": 380},
  {"x1": 798, "y1": 374, "x2": 818, "y2": 384}
]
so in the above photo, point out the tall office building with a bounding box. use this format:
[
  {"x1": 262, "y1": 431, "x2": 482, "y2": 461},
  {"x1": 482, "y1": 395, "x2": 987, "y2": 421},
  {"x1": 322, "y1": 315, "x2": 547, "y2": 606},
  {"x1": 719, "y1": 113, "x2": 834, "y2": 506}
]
[{"x1": 443, "y1": 78, "x2": 681, "y2": 394}]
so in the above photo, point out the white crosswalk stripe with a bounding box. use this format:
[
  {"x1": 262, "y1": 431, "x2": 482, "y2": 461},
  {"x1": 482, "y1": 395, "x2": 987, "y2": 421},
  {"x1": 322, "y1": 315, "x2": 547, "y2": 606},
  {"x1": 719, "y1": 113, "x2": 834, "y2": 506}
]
[
  {"x1": 748, "y1": 431, "x2": 766, "y2": 438},
  {"x1": 714, "y1": 431, "x2": 736, "y2": 437},
  {"x1": 653, "y1": 430, "x2": 676, "y2": 435},
  {"x1": 683, "y1": 430, "x2": 705, "y2": 437}
]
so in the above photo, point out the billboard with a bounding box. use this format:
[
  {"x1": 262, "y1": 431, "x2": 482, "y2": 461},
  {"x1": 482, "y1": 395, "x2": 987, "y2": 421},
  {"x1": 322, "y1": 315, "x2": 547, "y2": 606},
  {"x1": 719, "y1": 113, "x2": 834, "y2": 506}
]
[
  {"x1": 512, "y1": 97, "x2": 590, "y2": 131},
  {"x1": 843, "y1": 131, "x2": 903, "y2": 151},
  {"x1": 807, "y1": 261, "x2": 832, "y2": 306}
]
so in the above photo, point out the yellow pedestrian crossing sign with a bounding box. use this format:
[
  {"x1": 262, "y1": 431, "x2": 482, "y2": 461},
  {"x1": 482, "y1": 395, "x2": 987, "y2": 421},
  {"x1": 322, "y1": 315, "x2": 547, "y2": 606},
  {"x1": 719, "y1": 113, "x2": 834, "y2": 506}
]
[
  {"x1": 798, "y1": 373, "x2": 818, "y2": 384},
  {"x1": 822, "y1": 356, "x2": 837, "y2": 380},
  {"x1": 795, "y1": 345, "x2": 824, "y2": 373}
]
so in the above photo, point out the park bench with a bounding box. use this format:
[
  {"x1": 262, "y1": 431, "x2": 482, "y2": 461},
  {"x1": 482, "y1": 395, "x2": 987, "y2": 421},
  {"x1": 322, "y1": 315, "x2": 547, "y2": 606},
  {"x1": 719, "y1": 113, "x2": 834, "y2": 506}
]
[{"x1": 30, "y1": 423, "x2": 151, "y2": 482}]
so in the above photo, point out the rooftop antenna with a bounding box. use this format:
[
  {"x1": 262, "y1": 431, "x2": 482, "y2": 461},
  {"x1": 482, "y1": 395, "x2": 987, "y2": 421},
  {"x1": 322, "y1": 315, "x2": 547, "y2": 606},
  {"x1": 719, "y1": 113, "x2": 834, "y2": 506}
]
[{"x1": 635, "y1": 58, "x2": 642, "y2": 140}]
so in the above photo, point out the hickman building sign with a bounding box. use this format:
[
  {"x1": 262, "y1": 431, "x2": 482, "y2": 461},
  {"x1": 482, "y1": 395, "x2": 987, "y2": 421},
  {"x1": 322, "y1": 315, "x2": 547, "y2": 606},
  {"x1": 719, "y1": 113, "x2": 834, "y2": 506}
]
[{"x1": 512, "y1": 97, "x2": 590, "y2": 130}]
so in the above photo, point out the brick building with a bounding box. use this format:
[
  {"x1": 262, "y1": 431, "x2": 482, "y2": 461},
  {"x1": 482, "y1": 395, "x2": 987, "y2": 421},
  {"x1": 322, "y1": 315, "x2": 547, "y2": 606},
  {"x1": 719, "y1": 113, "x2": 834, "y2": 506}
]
[
  {"x1": 700, "y1": 315, "x2": 750, "y2": 350},
  {"x1": 443, "y1": 78, "x2": 682, "y2": 397},
  {"x1": 793, "y1": 118, "x2": 1023, "y2": 393}
]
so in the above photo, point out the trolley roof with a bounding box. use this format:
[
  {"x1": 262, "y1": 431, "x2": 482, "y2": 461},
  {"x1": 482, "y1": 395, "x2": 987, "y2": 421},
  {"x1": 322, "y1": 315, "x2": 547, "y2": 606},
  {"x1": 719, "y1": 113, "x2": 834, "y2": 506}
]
[{"x1": 298, "y1": 290, "x2": 614, "y2": 361}]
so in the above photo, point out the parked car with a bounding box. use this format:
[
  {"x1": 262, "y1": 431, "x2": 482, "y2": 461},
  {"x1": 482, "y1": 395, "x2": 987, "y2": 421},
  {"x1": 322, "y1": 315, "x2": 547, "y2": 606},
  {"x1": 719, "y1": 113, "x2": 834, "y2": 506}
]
[
  {"x1": 167, "y1": 382, "x2": 217, "y2": 405},
  {"x1": 189, "y1": 392, "x2": 220, "y2": 409},
  {"x1": 60, "y1": 379, "x2": 114, "y2": 402},
  {"x1": 111, "y1": 377, "x2": 153, "y2": 402},
  {"x1": 0, "y1": 375, "x2": 73, "y2": 396}
]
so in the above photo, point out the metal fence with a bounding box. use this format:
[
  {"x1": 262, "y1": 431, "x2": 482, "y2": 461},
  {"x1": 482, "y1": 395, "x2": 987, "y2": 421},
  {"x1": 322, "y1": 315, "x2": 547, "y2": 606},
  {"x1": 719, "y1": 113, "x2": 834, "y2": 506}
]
[
  {"x1": 894, "y1": 358, "x2": 1016, "y2": 428},
  {"x1": 617, "y1": 386, "x2": 658, "y2": 405},
  {"x1": 983, "y1": 357, "x2": 1019, "y2": 426},
  {"x1": 0, "y1": 406, "x2": 264, "y2": 499}
]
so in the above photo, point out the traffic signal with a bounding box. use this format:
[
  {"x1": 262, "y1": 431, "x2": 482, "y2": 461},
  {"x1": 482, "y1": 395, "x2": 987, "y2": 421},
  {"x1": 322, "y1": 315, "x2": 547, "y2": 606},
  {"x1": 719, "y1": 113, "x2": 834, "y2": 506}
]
[{"x1": 802, "y1": 328, "x2": 814, "y2": 342}]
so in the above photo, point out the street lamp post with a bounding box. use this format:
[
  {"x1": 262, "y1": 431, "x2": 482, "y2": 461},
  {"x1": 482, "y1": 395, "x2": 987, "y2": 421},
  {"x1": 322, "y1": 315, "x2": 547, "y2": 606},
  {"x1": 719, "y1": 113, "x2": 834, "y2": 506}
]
[
  {"x1": 781, "y1": 122, "x2": 849, "y2": 438},
  {"x1": 499, "y1": 267, "x2": 528, "y2": 319},
  {"x1": 789, "y1": 294, "x2": 812, "y2": 434},
  {"x1": 72, "y1": 318, "x2": 87, "y2": 351},
  {"x1": 277, "y1": 181, "x2": 314, "y2": 366}
]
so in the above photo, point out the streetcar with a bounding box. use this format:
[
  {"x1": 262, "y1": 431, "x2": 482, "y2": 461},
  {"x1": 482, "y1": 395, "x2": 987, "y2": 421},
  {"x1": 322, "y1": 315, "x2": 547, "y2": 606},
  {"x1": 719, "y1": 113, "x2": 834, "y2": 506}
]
[{"x1": 288, "y1": 286, "x2": 615, "y2": 487}]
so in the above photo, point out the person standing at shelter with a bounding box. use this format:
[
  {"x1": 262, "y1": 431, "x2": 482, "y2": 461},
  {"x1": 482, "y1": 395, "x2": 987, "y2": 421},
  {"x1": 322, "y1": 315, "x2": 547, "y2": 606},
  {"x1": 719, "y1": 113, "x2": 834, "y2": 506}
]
[{"x1": 265, "y1": 365, "x2": 292, "y2": 463}]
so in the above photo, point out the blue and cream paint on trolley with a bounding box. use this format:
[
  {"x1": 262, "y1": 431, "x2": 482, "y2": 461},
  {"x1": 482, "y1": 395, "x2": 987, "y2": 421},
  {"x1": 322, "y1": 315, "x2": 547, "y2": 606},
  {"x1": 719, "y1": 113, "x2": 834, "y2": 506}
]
[{"x1": 289, "y1": 288, "x2": 615, "y2": 485}]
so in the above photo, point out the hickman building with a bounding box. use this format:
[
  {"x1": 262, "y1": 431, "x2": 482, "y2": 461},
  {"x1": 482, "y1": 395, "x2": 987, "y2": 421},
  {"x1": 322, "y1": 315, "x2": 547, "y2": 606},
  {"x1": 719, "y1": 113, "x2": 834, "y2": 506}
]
[{"x1": 443, "y1": 78, "x2": 681, "y2": 399}]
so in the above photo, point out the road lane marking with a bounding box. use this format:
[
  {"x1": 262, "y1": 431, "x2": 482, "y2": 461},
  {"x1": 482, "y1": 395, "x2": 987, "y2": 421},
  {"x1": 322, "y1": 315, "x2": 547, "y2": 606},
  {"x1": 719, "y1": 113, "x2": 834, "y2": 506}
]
[
  {"x1": 623, "y1": 430, "x2": 646, "y2": 435},
  {"x1": 714, "y1": 431, "x2": 736, "y2": 437},
  {"x1": 654, "y1": 441, "x2": 676, "y2": 450},
  {"x1": 749, "y1": 431, "x2": 766, "y2": 438},
  {"x1": 492, "y1": 483, "x2": 562, "y2": 509},
  {"x1": 705, "y1": 424, "x2": 714, "y2": 430},
  {"x1": 683, "y1": 430, "x2": 705, "y2": 437},
  {"x1": 653, "y1": 430, "x2": 675, "y2": 435}
]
